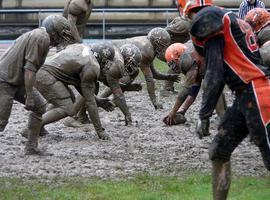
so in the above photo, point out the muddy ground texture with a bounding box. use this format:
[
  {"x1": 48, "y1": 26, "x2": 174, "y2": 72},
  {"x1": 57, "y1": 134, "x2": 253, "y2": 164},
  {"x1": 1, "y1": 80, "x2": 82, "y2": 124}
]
[{"x1": 0, "y1": 81, "x2": 269, "y2": 179}]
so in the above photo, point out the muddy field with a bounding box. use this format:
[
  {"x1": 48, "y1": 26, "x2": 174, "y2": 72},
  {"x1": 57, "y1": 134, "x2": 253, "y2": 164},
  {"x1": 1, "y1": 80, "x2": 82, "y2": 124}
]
[{"x1": 0, "y1": 81, "x2": 269, "y2": 179}]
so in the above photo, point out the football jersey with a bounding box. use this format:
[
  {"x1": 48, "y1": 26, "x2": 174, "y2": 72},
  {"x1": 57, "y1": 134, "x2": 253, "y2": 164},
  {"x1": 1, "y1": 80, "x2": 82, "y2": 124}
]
[{"x1": 191, "y1": 6, "x2": 270, "y2": 86}]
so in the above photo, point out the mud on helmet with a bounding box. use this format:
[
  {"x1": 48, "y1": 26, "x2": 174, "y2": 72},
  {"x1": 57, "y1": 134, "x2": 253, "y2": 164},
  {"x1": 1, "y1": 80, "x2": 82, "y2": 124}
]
[
  {"x1": 245, "y1": 8, "x2": 270, "y2": 33},
  {"x1": 177, "y1": 0, "x2": 213, "y2": 18},
  {"x1": 165, "y1": 16, "x2": 191, "y2": 43},
  {"x1": 120, "y1": 44, "x2": 142, "y2": 76},
  {"x1": 91, "y1": 42, "x2": 115, "y2": 67},
  {"x1": 147, "y1": 27, "x2": 171, "y2": 51},
  {"x1": 41, "y1": 15, "x2": 76, "y2": 47},
  {"x1": 165, "y1": 43, "x2": 187, "y2": 72}
]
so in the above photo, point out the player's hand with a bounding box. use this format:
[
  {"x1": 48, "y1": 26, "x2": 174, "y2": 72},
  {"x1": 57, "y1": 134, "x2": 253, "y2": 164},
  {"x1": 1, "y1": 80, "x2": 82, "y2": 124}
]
[
  {"x1": 163, "y1": 112, "x2": 176, "y2": 126},
  {"x1": 98, "y1": 130, "x2": 110, "y2": 140},
  {"x1": 163, "y1": 112, "x2": 186, "y2": 126},
  {"x1": 97, "y1": 97, "x2": 115, "y2": 112},
  {"x1": 195, "y1": 118, "x2": 210, "y2": 139},
  {"x1": 168, "y1": 74, "x2": 180, "y2": 82}
]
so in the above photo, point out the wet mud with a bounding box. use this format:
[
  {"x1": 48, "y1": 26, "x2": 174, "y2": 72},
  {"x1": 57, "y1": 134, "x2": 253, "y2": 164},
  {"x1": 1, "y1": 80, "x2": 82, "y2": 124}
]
[{"x1": 0, "y1": 84, "x2": 268, "y2": 179}]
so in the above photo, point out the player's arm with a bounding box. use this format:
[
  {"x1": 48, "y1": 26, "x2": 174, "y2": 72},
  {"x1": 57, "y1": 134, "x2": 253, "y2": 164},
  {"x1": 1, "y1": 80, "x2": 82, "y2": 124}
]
[
  {"x1": 24, "y1": 65, "x2": 37, "y2": 111},
  {"x1": 179, "y1": 65, "x2": 201, "y2": 114},
  {"x1": 24, "y1": 35, "x2": 49, "y2": 110},
  {"x1": 106, "y1": 62, "x2": 132, "y2": 125},
  {"x1": 80, "y1": 65, "x2": 109, "y2": 140},
  {"x1": 190, "y1": 8, "x2": 225, "y2": 137},
  {"x1": 196, "y1": 36, "x2": 225, "y2": 137},
  {"x1": 163, "y1": 67, "x2": 200, "y2": 125},
  {"x1": 67, "y1": 14, "x2": 82, "y2": 43},
  {"x1": 67, "y1": 2, "x2": 84, "y2": 43},
  {"x1": 150, "y1": 63, "x2": 180, "y2": 82},
  {"x1": 199, "y1": 36, "x2": 225, "y2": 121},
  {"x1": 140, "y1": 64, "x2": 163, "y2": 109}
]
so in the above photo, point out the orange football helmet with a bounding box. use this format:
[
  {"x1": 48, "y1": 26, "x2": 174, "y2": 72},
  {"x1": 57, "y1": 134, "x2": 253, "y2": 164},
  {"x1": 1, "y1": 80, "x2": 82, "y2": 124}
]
[
  {"x1": 165, "y1": 43, "x2": 187, "y2": 63},
  {"x1": 177, "y1": 0, "x2": 213, "y2": 17},
  {"x1": 245, "y1": 8, "x2": 270, "y2": 33}
]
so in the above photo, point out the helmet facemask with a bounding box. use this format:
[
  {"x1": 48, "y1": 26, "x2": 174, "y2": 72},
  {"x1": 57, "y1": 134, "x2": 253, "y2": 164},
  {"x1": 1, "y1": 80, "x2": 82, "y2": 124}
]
[
  {"x1": 124, "y1": 57, "x2": 139, "y2": 76},
  {"x1": 154, "y1": 38, "x2": 170, "y2": 56},
  {"x1": 167, "y1": 60, "x2": 180, "y2": 73},
  {"x1": 120, "y1": 44, "x2": 142, "y2": 77},
  {"x1": 165, "y1": 43, "x2": 187, "y2": 73}
]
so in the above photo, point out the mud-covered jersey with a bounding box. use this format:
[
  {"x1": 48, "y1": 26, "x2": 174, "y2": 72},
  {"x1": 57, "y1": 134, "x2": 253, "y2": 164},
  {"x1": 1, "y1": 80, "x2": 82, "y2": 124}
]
[
  {"x1": 0, "y1": 28, "x2": 50, "y2": 86},
  {"x1": 42, "y1": 43, "x2": 99, "y2": 87},
  {"x1": 190, "y1": 6, "x2": 270, "y2": 119}
]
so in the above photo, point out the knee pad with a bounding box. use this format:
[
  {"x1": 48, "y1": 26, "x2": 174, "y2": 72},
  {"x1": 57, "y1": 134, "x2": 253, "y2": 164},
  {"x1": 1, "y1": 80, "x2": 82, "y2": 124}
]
[{"x1": 209, "y1": 133, "x2": 232, "y2": 162}]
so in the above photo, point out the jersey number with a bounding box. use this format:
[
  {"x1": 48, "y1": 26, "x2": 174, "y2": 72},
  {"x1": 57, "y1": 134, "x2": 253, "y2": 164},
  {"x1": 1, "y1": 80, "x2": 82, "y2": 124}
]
[{"x1": 238, "y1": 19, "x2": 258, "y2": 52}]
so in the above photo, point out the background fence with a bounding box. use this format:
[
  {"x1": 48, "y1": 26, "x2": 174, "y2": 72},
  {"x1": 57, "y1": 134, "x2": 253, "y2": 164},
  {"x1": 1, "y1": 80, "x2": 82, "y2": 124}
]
[{"x1": 0, "y1": 7, "x2": 247, "y2": 40}]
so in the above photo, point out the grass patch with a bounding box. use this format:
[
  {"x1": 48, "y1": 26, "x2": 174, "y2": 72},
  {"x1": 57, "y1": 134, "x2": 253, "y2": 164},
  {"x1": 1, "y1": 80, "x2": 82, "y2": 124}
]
[
  {"x1": 153, "y1": 58, "x2": 169, "y2": 73},
  {"x1": 138, "y1": 58, "x2": 169, "y2": 80},
  {"x1": 0, "y1": 172, "x2": 269, "y2": 200}
]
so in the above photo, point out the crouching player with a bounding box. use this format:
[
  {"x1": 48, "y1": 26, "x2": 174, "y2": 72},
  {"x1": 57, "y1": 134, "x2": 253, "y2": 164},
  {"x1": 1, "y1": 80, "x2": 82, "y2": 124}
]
[{"x1": 163, "y1": 43, "x2": 226, "y2": 139}]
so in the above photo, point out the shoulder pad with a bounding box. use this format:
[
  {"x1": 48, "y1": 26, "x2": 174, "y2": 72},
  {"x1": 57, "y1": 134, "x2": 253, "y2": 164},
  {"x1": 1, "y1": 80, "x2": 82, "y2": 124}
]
[
  {"x1": 257, "y1": 25, "x2": 270, "y2": 47},
  {"x1": 190, "y1": 7, "x2": 224, "y2": 42}
]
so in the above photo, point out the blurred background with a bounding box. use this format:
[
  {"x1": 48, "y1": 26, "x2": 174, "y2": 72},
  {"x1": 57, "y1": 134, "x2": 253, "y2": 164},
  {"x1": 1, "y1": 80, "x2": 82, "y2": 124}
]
[{"x1": 0, "y1": 0, "x2": 269, "y2": 40}]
